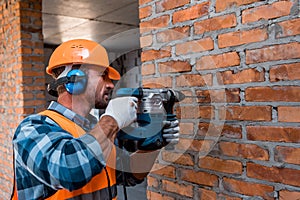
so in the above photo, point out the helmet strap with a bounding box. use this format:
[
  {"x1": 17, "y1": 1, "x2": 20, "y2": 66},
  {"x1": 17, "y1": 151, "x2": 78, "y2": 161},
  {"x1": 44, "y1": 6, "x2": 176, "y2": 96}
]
[
  {"x1": 57, "y1": 65, "x2": 72, "y2": 79},
  {"x1": 47, "y1": 65, "x2": 87, "y2": 97},
  {"x1": 47, "y1": 65, "x2": 73, "y2": 97}
]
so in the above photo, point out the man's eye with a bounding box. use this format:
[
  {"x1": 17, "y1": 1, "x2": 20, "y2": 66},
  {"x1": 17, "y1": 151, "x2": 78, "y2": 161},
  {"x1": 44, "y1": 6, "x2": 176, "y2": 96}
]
[{"x1": 101, "y1": 71, "x2": 108, "y2": 78}]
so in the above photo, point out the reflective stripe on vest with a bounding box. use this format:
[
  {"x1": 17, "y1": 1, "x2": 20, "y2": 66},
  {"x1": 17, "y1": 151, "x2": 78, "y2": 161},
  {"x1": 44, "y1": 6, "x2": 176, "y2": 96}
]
[{"x1": 12, "y1": 109, "x2": 117, "y2": 200}]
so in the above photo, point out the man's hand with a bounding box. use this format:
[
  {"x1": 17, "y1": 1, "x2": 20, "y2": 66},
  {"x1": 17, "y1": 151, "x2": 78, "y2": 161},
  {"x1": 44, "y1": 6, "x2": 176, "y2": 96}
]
[
  {"x1": 162, "y1": 119, "x2": 180, "y2": 144},
  {"x1": 101, "y1": 97, "x2": 138, "y2": 129}
]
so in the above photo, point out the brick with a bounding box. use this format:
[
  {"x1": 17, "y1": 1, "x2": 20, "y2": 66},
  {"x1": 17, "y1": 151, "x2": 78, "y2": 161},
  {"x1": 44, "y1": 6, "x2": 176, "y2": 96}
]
[
  {"x1": 22, "y1": 55, "x2": 44, "y2": 62},
  {"x1": 198, "y1": 156, "x2": 243, "y2": 174},
  {"x1": 279, "y1": 190, "x2": 300, "y2": 200},
  {"x1": 196, "y1": 88, "x2": 240, "y2": 103},
  {"x1": 20, "y1": 16, "x2": 30, "y2": 24},
  {"x1": 33, "y1": 77, "x2": 45, "y2": 85},
  {"x1": 196, "y1": 52, "x2": 240, "y2": 70},
  {"x1": 19, "y1": 1, "x2": 29, "y2": 8},
  {"x1": 20, "y1": 40, "x2": 34, "y2": 48},
  {"x1": 216, "y1": 0, "x2": 262, "y2": 12},
  {"x1": 139, "y1": 5, "x2": 152, "y2": 19},
  {"x1": 147, "y1": 176, "x2": 159, "y2": 188},
  {"x1": 21, "y1": 77, "x2": 33, "y2": 84},
  {"x1": 157, "y1": 26, "x2": 190, "y2": 43},
  {"x1": 176, "y1": 37, "x2": 214, "y2": 55},
  {"x1": 218, "y1": 28, "x2": 268, "y2": 48},
  {"x1": 151, "y1": 163, "x2": 176, "y2": 178},
  {"x1": 242, "y1": 1, "x2": 294, "y2": 24},
  {"x1": 223, "y1": 177, "x2": 274, "y2": 200},
  {"x1": 33, "y1": 48, "x2": 43, "y2": 55},
  {"x1": 173, "y1": 2, "x2": 209, "y2": 23},
  {"x1": 21, "y1": 47, "x2": 32, "y2": 54},
  {"x1": 23, "y1": 71, "x2": 45, "y2": 77},
  {"x1": 275, "y1": 146, "x2": 300, "y2": 165},
  {"x1": 141, "y1": 47, "x2": 171, "y2": 62},
  {"x1": 139, "y1": 0, "x2": 152, "y2": 6},
  {"x1": 162, "y1": 180, "x2": 194, "y2": 197},
  {"x1": 142, "y1": 76, "x2": 172, "y2": 88},
  {"x1": 141, "y1": 63, "x2": 155, "y2": 76},
  {"x1": 20, "y1": 10, "x2": 42, "y2": 18},
  {"x1": 23, "y1": 99, "x2": 45, "y2": 107},
  {"x1": 176, "y1": 138, "x2": 215, "y2": 153},
  {"x1": 177, "y1": 90, "x2": 195, "y2": 104},
  {"x1": 162, "y1": 151, "x2": 194, "y2": 166},
  {"x1": 176, "y1": 105, "x2": 214, "y2": 119},
  {"x1": 276, "y1": 18, "x2": 300, "y2": 38},
  {"x1": 140, "y1": 15, "x2": 170, "y2": 33},
  {"x1": 147, "y1": 191, "x2": 174, "y2": 200},
  {"x1": 270, "y1": 63, "x2": 300, "y2": 82},
  {"x1": 156, "y1": 0, "x2": 189, "y2": 13},
  {"x1": 158, "y1": 60, "x2": 191, "y2": 74},
  {"x1": 179, "y1": 122, "x2": 194, "y2": 135},
  {"x1": 278, "y1": 106, "x2": 300, "y2": 122},
  {"x1": 20, "y1": 108, "x2": 34, "y2": 115},
  {"x1": 245, "y1": 86, "x2": 300, "y2": 102},
  {"x1": 194, "y1": 13, "x2": 237, "y2": 34},
  {"x1": 217, "y1": 68, "x2": 264, "y2": 85},
  {"x1": 19, "y1": 92, "x2": 35, "y2": 101},
  {"x1": 140, "y1": 34, "x2": 153, "y2": 48},
  {"x1": 219, "y1": 142, "x2": 269, "y2": 160},
  {"x1": 180, "y1": 168, "x2": 218, "y2": 187},
  {"x1": 246, "y1": 42, "x2": 300, "y2": 64},
  {"x1": 218, "y1": 194, "x2": 242, "y2": 200},
  {"x1": 21, "y1": 85, "x2": 45, "y2": 92},
  {"x1": 176, "y1": 73, "x2": 213, "y2": 87},
  {"x1": 247, "y1": 126, "x2": 300, "y2": 143},
  {"x1": 221, "y1": 106, "x2": 272, "y2": 121},
  {"x1": 247, "y1": 162, "x2": 300, "y2": 187},
  {"x1": 198, "y1": 188, "x2": 217, "y2": 200},
  {"x1": 198, "y1": 123, "x2": 242, "y2": 139}
]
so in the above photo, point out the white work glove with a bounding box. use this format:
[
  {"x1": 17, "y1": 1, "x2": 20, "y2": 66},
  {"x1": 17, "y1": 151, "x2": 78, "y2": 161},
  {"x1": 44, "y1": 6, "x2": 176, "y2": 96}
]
[
  {"x1": 101, "y1": 97, "x2": 138, "y2": 129},
  {"x1": 162, "y1": 120, "x2": 180, "y2": 144}
]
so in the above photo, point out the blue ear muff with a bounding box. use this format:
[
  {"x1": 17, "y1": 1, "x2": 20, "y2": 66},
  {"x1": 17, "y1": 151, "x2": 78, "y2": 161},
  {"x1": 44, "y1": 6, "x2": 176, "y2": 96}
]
[{"x1": 65, "y1": 69, "x2": 87, "y2": 95}]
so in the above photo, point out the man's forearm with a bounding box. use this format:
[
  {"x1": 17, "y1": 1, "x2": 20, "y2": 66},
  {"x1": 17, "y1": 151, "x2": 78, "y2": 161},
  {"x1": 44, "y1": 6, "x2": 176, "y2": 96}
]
[
  {"x1": 89, "y1": 115, "x2": 119, "y2": 162},
  {"x1": 90, "y1": 116, "x2": 160, "y2": 180}
]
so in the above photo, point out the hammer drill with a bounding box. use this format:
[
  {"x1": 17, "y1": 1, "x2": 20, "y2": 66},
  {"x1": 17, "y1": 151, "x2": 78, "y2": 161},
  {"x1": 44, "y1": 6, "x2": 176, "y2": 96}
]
[{"x1": 116, "y1": 87, "x2": 185, "y2": 150}]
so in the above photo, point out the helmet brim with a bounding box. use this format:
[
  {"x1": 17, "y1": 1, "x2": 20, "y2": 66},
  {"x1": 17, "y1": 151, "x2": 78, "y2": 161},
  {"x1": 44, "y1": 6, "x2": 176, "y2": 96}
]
[
  {"x1": 46, "y1": 64, "x2": 121, "y2": 80},
  {"x1": 107, "y1": 66, "x2": 121, "y2": 80}
]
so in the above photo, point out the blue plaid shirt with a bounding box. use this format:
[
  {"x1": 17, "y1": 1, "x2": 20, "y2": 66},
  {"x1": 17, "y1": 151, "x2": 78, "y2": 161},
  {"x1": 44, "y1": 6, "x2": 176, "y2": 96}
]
[{"x1": 13, "y1": 101, "x2": 107, "y2": 199}]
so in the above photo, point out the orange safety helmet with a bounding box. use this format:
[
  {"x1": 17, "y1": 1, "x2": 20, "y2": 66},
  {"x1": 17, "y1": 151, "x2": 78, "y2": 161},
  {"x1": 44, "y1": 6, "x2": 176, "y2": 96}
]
[{"x1": 46, "y1": 39, "x2": 120, "y2": 80}]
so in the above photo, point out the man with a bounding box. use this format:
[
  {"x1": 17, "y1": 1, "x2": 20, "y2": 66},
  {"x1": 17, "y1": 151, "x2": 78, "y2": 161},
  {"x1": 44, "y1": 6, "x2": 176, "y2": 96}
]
[{"x1": 12, "y1": 39, "x2": 179, "y2": 200}]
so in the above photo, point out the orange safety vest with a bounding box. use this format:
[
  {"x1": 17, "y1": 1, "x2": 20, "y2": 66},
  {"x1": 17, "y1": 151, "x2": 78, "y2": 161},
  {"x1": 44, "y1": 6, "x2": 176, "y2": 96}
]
[{"x1": 12, "y1": 110, "x2": 117, "y2": 200}]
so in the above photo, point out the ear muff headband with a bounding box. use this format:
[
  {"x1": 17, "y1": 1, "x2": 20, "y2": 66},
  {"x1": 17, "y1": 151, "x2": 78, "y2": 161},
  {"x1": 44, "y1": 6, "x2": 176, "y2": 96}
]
[{"x1": 47, "y1": 69, "x2": 87, "y2": 97}]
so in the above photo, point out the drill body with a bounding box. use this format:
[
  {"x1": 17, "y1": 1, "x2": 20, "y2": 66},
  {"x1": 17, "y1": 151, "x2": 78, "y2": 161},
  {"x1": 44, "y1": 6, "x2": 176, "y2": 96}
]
[{"x1": 116, "y1": 87, "x2": 184, "y2": 150}]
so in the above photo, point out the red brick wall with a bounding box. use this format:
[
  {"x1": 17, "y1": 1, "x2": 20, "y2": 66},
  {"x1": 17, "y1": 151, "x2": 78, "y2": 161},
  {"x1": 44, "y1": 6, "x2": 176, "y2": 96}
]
[
  {"x1": 139, "y1": 0, "x2": 300, "y2": 199},
  {"x1": 0, "y1": 0, "x2": 45, "y2": 199}
]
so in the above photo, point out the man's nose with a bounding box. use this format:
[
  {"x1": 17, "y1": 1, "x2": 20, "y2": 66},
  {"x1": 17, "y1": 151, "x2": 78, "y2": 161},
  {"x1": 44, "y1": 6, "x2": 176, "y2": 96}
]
[{"x1": 106, "y1": 79, "x2": 114, "y2": 89}]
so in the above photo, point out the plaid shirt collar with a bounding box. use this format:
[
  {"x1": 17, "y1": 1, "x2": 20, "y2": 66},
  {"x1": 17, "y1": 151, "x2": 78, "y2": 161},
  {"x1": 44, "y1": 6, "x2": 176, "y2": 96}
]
[{"x1": 48, "y1": 101, "x2": 98, "y2": 131}]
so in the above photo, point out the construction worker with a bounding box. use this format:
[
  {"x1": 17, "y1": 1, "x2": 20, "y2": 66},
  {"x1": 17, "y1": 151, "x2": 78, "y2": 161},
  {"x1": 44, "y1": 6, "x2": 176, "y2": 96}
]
[{"x1": 12, "y1": 39, "x2": 179, "y2": 200}]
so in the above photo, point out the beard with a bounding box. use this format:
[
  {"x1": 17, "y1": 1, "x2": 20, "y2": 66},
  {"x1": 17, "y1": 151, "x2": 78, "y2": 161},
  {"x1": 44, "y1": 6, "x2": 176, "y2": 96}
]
[
  {"x1": 94, "y1": 99, "x2": 108, "y2": 109},
  {"x1": 94, "y1": 90, "x2": 112, "y2": 109}
]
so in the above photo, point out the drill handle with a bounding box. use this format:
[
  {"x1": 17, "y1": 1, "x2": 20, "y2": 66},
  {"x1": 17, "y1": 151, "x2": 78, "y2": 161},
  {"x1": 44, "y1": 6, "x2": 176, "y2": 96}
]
[{"x1": 164, "y1": 89, "x2": 176, "y2": 116}]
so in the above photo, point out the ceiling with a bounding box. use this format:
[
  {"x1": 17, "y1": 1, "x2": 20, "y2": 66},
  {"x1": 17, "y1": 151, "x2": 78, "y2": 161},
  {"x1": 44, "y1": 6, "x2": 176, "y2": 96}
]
[{"x1": 42, "y1": 0, "x2": 140, "y2": 56}]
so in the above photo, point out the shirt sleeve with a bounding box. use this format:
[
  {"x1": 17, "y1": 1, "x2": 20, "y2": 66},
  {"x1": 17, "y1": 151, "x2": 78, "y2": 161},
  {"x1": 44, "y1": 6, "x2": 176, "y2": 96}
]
[{"x1": 13, "y1": 114, "x2": 106, "y2": 191}]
